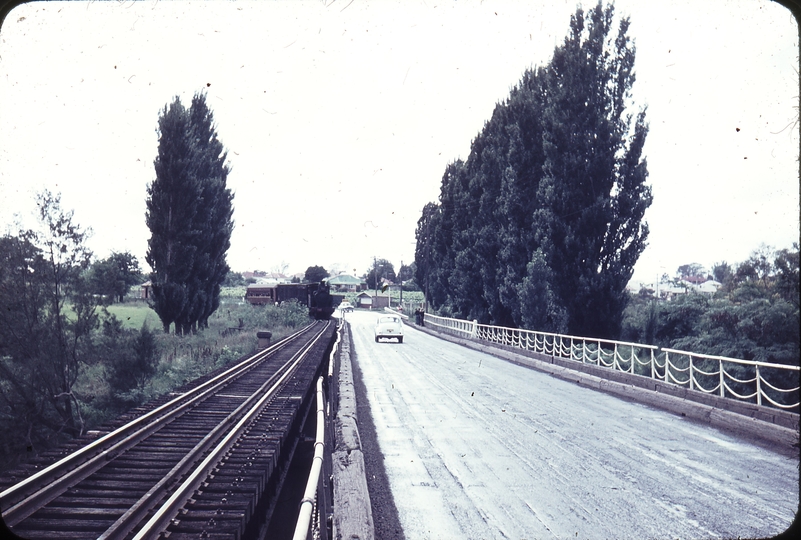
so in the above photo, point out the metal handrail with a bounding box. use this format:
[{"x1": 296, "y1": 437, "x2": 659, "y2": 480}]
[
  {"x1": 293, "y1": 376, "x2": 327, "y2": 540},
  {"x1": 294, "y1": 317, "x2": 342, "y2": 540},
  {"x1": 422, "y1": 313, "x2": 800, "y2": 411}
]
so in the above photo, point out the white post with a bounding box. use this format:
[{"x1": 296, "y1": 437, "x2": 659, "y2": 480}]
[
  {"x1": 756, "y1": 365, "x2": 762, "y2": 406},
  {"x1": 689, "y1": 356, "x2": 694, "y2": 391}
]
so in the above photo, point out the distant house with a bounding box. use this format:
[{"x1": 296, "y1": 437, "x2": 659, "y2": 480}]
[
  {"x1": 663, "y1": 284, "x2": 688, "y2": 301},
  {"x1": 355, "y1": 291, "x2": 389, "y2": 309},
  {"x1": 695, "y1": 279, "x2": 722, "y2": 295},
  {"x1": 328, "y1": 274, "x2": 366, "y2": 292},
  {"x1": 140, "y1": 281, "x2": 152, "y2": 299},
  {"x1": 683, "y1": 275, "x2": 707, "y2": 286}
]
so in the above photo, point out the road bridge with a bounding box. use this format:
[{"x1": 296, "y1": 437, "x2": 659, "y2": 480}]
[{"x1": 339, "y1": 310, "x2": 798, "y2": 540}]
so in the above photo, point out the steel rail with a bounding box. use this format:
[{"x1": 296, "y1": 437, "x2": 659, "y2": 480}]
[
  {"x1": 97, "y1": 321, "x2": 331, "y2": 540},
  {"x1": 132, "y1": 321, "x2": 332, "y2": 540},
  {"x1": 0, "y1": 323, "x2": 316, "y2": 526}
]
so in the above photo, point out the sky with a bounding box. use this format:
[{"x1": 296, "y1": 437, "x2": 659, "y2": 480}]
[{"x1": 0, "y1": 0, "x2": 798, "y2": 285}]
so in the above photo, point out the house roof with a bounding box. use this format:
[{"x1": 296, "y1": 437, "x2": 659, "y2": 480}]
[
  {"x1": 328, "y1": 274, "x2": 364, "y2": 285},
  {"x1": 696, "y1": 280, "x2": 722, "y2": 292},
  {"x1": 356, "y1": 291, "x2": 389, "y2": 298}
]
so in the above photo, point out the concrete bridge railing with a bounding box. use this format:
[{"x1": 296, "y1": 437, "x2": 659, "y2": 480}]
[{"x1": 422, "y1": 313, "x2": 800, "y2": 412}]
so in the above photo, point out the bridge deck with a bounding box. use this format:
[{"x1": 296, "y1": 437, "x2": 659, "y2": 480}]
[{"x1": 346, "y1": 310, "x2": 798, "y2": 539}]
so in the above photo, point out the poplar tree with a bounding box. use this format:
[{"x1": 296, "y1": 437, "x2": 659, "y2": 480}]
[
  {"x1": 531, "y1": 2, "x2": 651, "y2": 338},
  {"x1": 146, "y1": 92, "x2": 233, "y2": 334},
  {"x1": 415, "y1": 1, "x2": 651, "y2": 339}
]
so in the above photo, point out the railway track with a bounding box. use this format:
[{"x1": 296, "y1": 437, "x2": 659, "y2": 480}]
[{"x1": 1, "y1": 320, "x2": 336, "y2": 539}]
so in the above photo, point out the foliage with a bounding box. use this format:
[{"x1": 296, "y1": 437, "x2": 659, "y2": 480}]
[
  {"x1": 87, "y1": 251, "x2": 144, "y2": 303},
  {"x1": 238, "y1": 300, "x2": 311, "y2": 331},
  {"x1": 398, "y1": 262, "x2": 415, "y2": 284},
  {"x1": 304, "y1": 265, "x2": 329, "y2": 283},
  {"x1": 623, "y1": 244, "x2": 800, "y2": 370},
  {"x1": 222, "y1": 270, "x2": 246, "y2": 287},
  {"x1": 98, "y1": 315, "x2": 159, "y2": 397},
  {"x1": 415, "y1": 1, "x2": 651, "y2": 339},
  {"x1": 146, "y1": 92, "x2": 234, "y2": 335},
  {"x1": 677, "y1": 263, "x2": 706, "y2": 279},
  {"x1": 366, "y1": 258, "x2": 396, "y2": 290},
  {"x1": 0, "y1": 192, "x2": 98, "y2": 454},
  {"x1": 219, "y1": 286, "x2": 246, "y2": 299},
  {"x1": 770, "y1": 244, "x2": 798, "y2": 308},
  {"x1": 711, "y1": 261, "x2": 734, "y2": 287}
]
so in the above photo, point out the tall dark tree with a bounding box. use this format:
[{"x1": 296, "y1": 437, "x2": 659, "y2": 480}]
[
  {"x1": 146, "y1": 97, "x2": 196, "y2": 333},
  {"x1": 415, "y1": 1, "x2": 651, "y2": 339},
  {"x1": 527, "y1": 1, "x2": 651, "y2": 338},
  {"x1": 414, "y1": 202, "x2": 441, "y2": 308},
  {"x1": 185, "y1": 93, "x2": 234, "y2": 330},
  {"x1": 146, "y1": 92, "x2": 233, "y2": 334}
]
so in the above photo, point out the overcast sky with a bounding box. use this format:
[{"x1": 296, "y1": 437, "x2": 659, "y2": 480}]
[{"x1": 0, "y1": 0, "x2": 798, "y2": 284}]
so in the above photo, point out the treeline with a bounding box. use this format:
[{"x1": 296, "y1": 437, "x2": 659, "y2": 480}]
[
  {"x1": 414, "y1": 2, "x2": 651, "y2": 340},
  {"x1": 0, "y1": 193, "x2": 159, "y2": 466},
  {"x1": 0, "y1": 193, "x2": 310, "y2": 471},
  {"x1": 623, "y1": 245, "x2": 800, "y2": 368},
  {"x1": 0, "y1": 91, "x2": 237, "y2": 472}
]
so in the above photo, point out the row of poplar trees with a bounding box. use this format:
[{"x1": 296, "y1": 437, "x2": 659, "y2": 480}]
[
  {"x1": 146, "y1": 92, "x2": 234, "y2": 335},
  {"x1": 415, "y1": 2, "x2": 652, "y2": 340}
]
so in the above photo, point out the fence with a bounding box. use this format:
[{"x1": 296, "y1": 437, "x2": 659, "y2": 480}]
[{"x1": 423, "y1": 313, "x2": 800, "y2": 411}]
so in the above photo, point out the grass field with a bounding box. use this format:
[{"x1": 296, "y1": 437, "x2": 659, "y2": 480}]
[{"x1": 105, "y1": 302, "x2": 159, "y2": 330}]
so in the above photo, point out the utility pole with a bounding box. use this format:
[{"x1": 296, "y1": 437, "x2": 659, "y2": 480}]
[
  {"x1": 425, "y1": 218, "x2": 430, "y2": 313},
  {"x1": 399, "y1": 260, "x2": 403, "y2": 311},
  {"x1": 373, "y1": 256, "x2": 378, "y2": 310}
]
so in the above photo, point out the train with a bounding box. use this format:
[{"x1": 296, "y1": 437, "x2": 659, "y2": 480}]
[{"x1": 245, "y1": 281, "x2": 338, "y2": 320}]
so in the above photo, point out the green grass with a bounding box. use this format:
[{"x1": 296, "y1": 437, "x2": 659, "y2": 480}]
[{"x1": 105, "y1": 302, "x2": 159, "y2": 330}]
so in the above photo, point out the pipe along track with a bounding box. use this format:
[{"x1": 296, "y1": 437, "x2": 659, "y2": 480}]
[{"x1": 1, "y1": 320, "x2": 335, "y2": 539}]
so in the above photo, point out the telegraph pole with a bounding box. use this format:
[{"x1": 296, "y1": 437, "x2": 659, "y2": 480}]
[{"x1": 399, "y1": 260, "x2": 403, "y2": 311}]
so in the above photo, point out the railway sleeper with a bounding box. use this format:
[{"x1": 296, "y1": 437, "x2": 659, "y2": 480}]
[{"x1": 12, "y1": 517, "x2": 116, "y2": 535}]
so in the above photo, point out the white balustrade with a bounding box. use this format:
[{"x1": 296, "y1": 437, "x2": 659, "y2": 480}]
[{"x1": 421, "y1": 312, "x2": 799, "y2": 410}]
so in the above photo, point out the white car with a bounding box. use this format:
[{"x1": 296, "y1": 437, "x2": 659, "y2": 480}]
[
  {"x1": 339, "y1": 301, "x2": 354, "y2": 313},
  {"x1": 375, "y1": 315, "x2": 404, "y2": 343}
]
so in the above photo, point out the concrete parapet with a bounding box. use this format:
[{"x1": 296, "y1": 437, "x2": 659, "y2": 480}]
[{"x1": 332, "y1": 322, "x2": 375, "y2": 540}]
